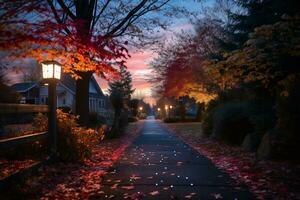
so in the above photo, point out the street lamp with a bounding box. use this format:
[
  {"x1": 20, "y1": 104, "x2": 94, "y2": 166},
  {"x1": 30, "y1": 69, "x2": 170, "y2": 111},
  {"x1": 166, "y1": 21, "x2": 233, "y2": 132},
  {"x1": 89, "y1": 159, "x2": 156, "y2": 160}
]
[
  {"x1": 157, "y1": 108, "x2": 161, "y2": 111},
  {"x1": 41, "y1": 61, "x2": 62, "y2": 158},
  {"x1": 165, "y1": 105, "x2": 169, "y2": 118},
  {"x1": 169, "y1": 105, "x2": 173, "y2": 118},
  {"x1": 42, "y1": 61, "x2": 62, "y2": 80}
]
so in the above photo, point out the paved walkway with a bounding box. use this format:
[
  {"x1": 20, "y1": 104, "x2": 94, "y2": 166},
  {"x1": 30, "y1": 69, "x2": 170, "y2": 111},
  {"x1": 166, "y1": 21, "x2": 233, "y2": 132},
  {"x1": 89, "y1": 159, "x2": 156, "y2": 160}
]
[{"x1": 99, "y1": 120, "x2": 254, "y2": 199}]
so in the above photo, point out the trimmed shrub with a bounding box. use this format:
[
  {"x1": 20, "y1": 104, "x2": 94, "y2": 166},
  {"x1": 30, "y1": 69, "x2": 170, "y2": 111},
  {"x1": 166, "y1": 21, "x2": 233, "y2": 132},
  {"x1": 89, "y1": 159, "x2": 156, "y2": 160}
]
[
  {"x1": 202, "y1": 85, "x2": 276, "y2": 149},
  {"x1": 211, "y1": 102, "x2": 253, "y2": 145}
]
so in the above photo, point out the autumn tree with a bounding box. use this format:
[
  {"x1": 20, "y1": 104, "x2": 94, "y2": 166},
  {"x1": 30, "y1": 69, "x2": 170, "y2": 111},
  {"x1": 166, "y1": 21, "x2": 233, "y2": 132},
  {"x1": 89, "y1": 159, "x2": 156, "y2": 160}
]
[
  {"x1": 0, "y1": 0, "x2": 186, "y2": 125},
  {"x1": 204, "y1": 15, "x2": 300, "y2": 90},
  {"x1": 149, "y1": 22, "x2": 221, "y2": 103}
]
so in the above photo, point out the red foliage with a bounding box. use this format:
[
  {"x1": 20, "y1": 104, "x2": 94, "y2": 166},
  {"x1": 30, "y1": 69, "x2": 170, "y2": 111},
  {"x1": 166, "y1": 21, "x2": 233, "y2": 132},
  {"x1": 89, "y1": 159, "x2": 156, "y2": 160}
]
[{"x1": 0, "y1": 1, "x2": 129, "y2": 79}]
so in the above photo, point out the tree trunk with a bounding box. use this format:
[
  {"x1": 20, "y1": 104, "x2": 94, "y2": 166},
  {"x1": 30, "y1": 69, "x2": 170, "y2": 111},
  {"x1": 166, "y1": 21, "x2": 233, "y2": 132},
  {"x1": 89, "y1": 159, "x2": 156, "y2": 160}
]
[
  {"x1": 111, "y1": 109, "x2": 121, "y2": 137},
  {"x1": 75, "y1": 71, "x2": 92, "y2": 126}
]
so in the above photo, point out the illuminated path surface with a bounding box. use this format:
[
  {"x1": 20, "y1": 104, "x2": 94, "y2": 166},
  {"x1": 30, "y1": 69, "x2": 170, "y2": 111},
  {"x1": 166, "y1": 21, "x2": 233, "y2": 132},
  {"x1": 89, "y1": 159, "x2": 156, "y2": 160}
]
[{"x1": 99, "y1": 120, "x2": 254, "y2": 199}]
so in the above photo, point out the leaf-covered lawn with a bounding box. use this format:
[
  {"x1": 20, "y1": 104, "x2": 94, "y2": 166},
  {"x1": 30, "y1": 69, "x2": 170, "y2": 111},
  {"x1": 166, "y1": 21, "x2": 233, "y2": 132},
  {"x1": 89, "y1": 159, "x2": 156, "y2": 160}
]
[
  {"x1": 1, "y1": 121, "x2": 144, "y2": 199},
  {"x1": 162, "y1": 122, "x2": 300, "y2": 200}
]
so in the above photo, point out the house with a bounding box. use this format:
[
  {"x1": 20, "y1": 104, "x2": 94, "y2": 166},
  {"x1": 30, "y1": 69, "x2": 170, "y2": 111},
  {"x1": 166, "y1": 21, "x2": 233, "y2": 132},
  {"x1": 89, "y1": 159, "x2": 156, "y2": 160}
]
[{"x1": 11, "y1": 74, "x2": 108, "y2": 117}]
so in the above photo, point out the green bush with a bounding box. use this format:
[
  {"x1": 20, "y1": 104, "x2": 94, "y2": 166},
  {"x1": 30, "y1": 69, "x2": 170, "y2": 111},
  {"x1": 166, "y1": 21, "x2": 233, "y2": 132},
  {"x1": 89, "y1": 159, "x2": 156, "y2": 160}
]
[
  {"x1": 211, "y1": 102, "x2": 253, "y2": 145},
  {"x1": 275, "y1": 76, "x2": 300, "y2": 161},
  {"x1": 202, "y1": 85, "x2": 276, "y2": 148}
]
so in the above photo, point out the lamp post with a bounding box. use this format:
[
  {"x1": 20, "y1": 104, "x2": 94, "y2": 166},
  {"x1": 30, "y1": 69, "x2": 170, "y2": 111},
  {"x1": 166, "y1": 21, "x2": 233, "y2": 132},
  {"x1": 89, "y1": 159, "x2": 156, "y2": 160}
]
[
  {"x1": 165, "y1": 105, "x2": 169, "y2": 118},
  {"x1": 139, "y1": 106, "x2": 143, "y2": 118},
  {"x1": 157, "y1": 107, "x2": 161, "y2": 118},
  {"x1": 169, "y1": 105, "x2": 173, "y2": 118},
  {"x1": 41, "y1": 61, "x2": 61, "y2": 158}
]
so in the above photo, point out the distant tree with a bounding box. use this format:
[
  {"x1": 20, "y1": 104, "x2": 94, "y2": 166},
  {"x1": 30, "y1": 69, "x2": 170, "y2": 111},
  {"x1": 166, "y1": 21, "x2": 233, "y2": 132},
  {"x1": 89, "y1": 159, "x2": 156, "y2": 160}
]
[
  {"x1": 129, "y1": 98, "x2": 139, "y2": 117},
  {"x1": 21, "y1": 65, "x2": 40, "y2": 82},
  {"x1": 149, "y1": 25, "x2": 218, "y2": 102},
  {"x1": 109, "y1": 67, "x2": 135, "y2": 107},
  {"x1": 109, "y1": 84, "x2": 124, "y2": 137},
  {"x1": 0, "y1": 68, "x2": 20, "y2": 103}
]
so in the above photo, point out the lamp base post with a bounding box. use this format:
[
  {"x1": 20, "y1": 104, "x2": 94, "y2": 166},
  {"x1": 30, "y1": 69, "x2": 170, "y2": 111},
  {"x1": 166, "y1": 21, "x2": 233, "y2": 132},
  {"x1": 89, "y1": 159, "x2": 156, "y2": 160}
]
[{"x1": 48, "y1": 81, "x2": 57, "y2": 160}]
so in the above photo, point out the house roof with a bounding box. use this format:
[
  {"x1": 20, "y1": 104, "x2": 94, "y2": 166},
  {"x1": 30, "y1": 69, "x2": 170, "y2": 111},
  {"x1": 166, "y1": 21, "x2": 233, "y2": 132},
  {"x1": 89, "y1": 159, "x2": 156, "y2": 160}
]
[
  {"x1": 11, "y1": 82, "x2": 37, "y2": 92},
  {"x1": 61, "y1": 73, "x2": 76, "y2": 92},
  {"x1": 91, "y1": 76, "x2": 104, "y2": 96},
  {"x1": 11, "y1": 74, "x2": 104, "y2": 97}
]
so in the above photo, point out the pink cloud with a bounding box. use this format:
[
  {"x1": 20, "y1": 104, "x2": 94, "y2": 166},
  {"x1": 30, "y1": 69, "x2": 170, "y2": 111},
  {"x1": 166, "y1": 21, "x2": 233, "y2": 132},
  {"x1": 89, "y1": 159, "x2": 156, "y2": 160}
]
[{"x1": 96, "y1": 50, "x2": 154, "y2": 99}]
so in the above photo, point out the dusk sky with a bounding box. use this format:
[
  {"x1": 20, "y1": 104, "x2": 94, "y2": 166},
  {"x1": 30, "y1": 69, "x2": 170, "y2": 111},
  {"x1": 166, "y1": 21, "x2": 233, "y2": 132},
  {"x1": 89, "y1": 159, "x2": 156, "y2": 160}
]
[{"x1": 97, "y1": 0, "x2": 206, "y2": 105}]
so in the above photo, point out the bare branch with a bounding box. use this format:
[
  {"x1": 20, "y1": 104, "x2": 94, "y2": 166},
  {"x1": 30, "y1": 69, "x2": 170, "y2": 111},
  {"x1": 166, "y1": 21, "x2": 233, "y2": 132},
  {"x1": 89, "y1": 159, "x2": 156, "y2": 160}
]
[
  {"x1": 57, "y1": 0, "x2": 76, "y2": 20},
  {"x1": 104, "y1": 0, "x2": 148, "y2": 37}
]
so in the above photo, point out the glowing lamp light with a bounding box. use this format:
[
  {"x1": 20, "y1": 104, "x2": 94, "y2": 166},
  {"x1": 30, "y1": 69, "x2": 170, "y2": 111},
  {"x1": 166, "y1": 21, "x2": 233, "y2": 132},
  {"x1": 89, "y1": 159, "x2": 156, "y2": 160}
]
[
  {"x1": 170, "y1": 105, "x2": 173, "y2": 109},
  {"x1": 157, "y1": 108, "x2": 161, "y2": 111},
  {"x1": 139, "y1": 106, "x2": 143, "y2": 111},
  {"x1": 165, "y1": 105, "x2": 168, "y2": 110},
  {"x1": 41, "y1": 61, "x2": 62, "y2": 80}
]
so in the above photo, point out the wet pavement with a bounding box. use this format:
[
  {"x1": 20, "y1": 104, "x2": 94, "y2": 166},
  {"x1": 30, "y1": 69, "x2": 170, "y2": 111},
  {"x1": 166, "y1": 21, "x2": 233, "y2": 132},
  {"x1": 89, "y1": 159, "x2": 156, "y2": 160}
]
[{"x1": 97, "y1": 120, "x2": 254, "y2": 200}]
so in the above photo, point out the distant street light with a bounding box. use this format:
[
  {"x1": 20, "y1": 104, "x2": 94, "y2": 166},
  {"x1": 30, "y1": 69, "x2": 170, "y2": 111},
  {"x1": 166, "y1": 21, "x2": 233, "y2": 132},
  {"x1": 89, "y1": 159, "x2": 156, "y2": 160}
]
[
  {"x1": 169, "y1": 105, "x2": 173, "y2": 118},
  {"x1": 139, "y1": 106, "x2": 143, "y2": 111},
  {"x1": 165, "y1": 105, "x2": 169, "y2": 118},
  {"x1": 157, "y1": 108, "x2": 161, "y2": 111},
  {"x1": 41, "y1": 61, "x2": 62, "y2": 158}
]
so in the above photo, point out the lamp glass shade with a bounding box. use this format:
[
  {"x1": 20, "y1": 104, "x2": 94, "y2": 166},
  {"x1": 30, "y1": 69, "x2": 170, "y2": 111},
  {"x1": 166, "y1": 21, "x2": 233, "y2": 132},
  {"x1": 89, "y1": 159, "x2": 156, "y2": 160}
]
[
  {"x1": 42, "y1": 62, "x2": 61, "y2": 80},
  {"x1": 42, "y1": 63, "x2": 54, "y2": 79},
  {"x1": 54, "y1": 64, "x2": 61, "y2": 79}
]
